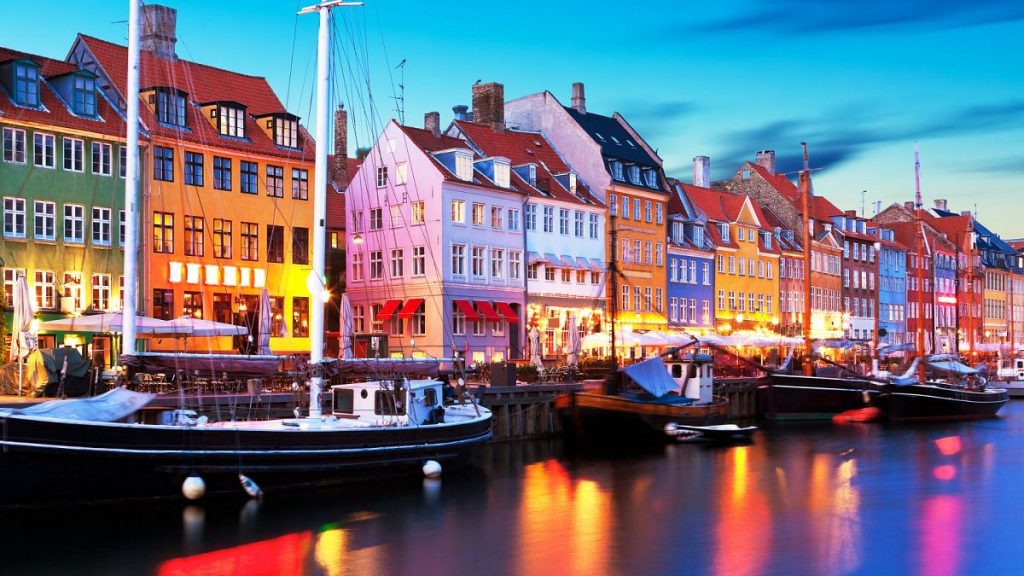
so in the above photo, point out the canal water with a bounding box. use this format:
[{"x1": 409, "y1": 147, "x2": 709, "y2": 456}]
[{"x1": 5, "y1": 402, "x2": 1024, "y2": 576}]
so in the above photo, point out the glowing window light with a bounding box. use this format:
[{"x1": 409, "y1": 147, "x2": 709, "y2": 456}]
[
  {"x1": 222, "y1": 266, "x2": 238, "y2": 286},
  {"x1": 240, "y1": 267, "x2": 251, "y2": 287},
  {"x1": 168, "y1": 262, "x2": 183, "y2": 283},
  {"x1": 185, "y1": 263, "x2": 201, "y2": 284},
  {"x1": 204, "y1": 265, "x2": 220, "y2": 285},
  {"x1": 254, "y1": 268, "x2": 266, "y2": 288}
]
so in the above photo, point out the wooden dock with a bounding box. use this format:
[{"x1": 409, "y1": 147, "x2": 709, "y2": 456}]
[{"x1": 473, "y1": 383, "x2": 581, "y2": 441}]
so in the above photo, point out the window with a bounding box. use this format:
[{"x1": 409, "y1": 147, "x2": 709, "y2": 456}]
[
  {"x1": 643, "y1": 201, "x2": 652, "y2": 223},
  {"x1": 412, "y1": 305, "x2": 426, "y2": 336},
  {"x1": 655, "y1": 243, "x2": 663, "y2": 266},
  {"x1": 451, "y1": 244, "x2": 465, "y2": 275},
  {"x1": 3, "y1": 197, "x2": 26, "y2": 238},
  {"x1": 574, "y1": 210, "x2": 584, "y2": 237},
  {"x1": 92, "y1": 207, "x2": 111, "y2": 246},
  {"x1": 207, "y1": 156, "x2": 232, "y2": 191},
  {"x1": 589, "y1": 213, "x2": 599, "y2": 239},
  {"x1": 371, "y1": 304, "x2": 384, "y2": 333},
  {"x1": 60, "y1": 271, "x2": 82, "y2": 312},
  {"x1": 33, "y1": 133, "x2": 54, "y2": 168},
  {"x1": 392, "y1": 161, "x2": 408, "y2": 185},
  {"x1": 508, "y1": 208, "x2": 521, "y2": 232},
  {"x1": 213, "y1": 219, "x2": 232, "y2": 259},
  {"x1": 528, "y1": 263, "x2": 540, "y2": 280},
  {"x1": 266, "y1": 225, "x2": 284, "y2": 263},
  {"x1": 13, "y1": 63, "x2": 39, "y2": 106},
  {"x1": 370, "y1": 250, "x2": 383, "y2": 279},
  {"x1": 471, "y1": 246, "x2": 486, "y2": 278},
  {"x1": 292, "y1": 227, "x2": 309, "y2": 265},
  {"x1": 455, "y1": 152, "x2": 473, "y2": 181},
  {"x1": 92, "y1": 274, "x2": 111, "y2": 311},
  {"x1": 351, "y1": 252, "x2": 364, "y2": 281},
  {"x1": 156, "y1": 89, "x2": 187, "y2": 128},
  {"x1": 180, "y1": 216, "x2": 203, "y2": 256},
  {"x1": 611, "y1": 161, "x2": 623, "y2": 181},
  {"x1": 472, "y1": 203, "x2": 485, "y2": 226},
  {"x1": 543, "y1": 206, "x2": 554, "y2": 233},
  {"x1": 703, "y1": 262, "x2": 710, "y2": 284},
  {"x1": 63, "y1": 137, "x2": 84, "y2": 172},
  {"x1": 119, "y1": 145, "x2": 128, "y2": 178},
  {"x1": 370, "y1": 208, "x2": 383, "y2": 230},
  {"x1": 644, "y1": 241, "x2": 652, "y2": 264},
  {"x1": 153, "y1": 146, "x2": 173, "y2": 181},
  {"x1": 184, "y1": 151, "x2": 203, "y2": 185},
  {"x1": 634, "y1": 199, "x2": 642, "y2": 222},
  {"x1": 34, "y1": 270, "x2": 56, "y2": 309},
  {"x1": 510, "y1": 251, "x2": 522, "y2": 280},
  {"x1": 622, "y1": 285, "x2": 630, "y2": 311},
  {"x1": 411, "y1": 201, "x2": 425, "y2": 225},
  {"x1": 241, "y1": 161, "x2": 258, "y2": 194},
  {"x1": 274, "y1": 117, "x2": 299, "y2": 148},
  {"x1": 2, "y1": 125, "x2": 25, "y2": 161},
  {"x1": 491, "y1": 249, "x2": 505, "y2": 279},
  {"x1": 561, "y1": 269, "x2": 572, "y2": 283},
  {"x1": 413, "y1": 246, "x2": 426, "y2": 276},
  {"x1": 451, "y1": 200, "x2": 465, "y2": 224},
  {"x1": 656, "y1": 288, "x2": 664, "y2": 312},
  {"x1": 376, "y1": 166, "x2": 388, "y2": 188},
  {"x1": 266, "y1": 165, "x2": 284, "y2": 197},
  {"x1": 629, "y1": 165, "x2": 641, "y2": 184},
  {"x1": 621, "y1": 195, "x2": 630, "y2": 219},
  {"x1": 218, "y1": 105, "x2": 245, "y2": 138},
  {"x1": 545, "y1": 266, "x2": 556, "y2": 281},
  {"x1": 64, "y1": 204, "x2": 85, "y2": 243},
  {"x1": 452, "y1": 302, "x2": 466, "y2": 335},
  {"x1": 390, "y1": 248, "x2": 404, "y2": 278},
  {"x1": 525, "y1": 204, "x2": 536, "y2": 230},
  {"x1": 241, "y1": 222, "x2": 258, "y2": 261},
  {"x1": 491, "y1": 206, "x2": 503, "y2": 229},
  {"x1": 34, "y1": 200, "x2": 55, "y2": 240},
  {"x1": 494, "y1": 161, "x2": 510, "y2": 188},
  {"x1": 635, "y1": 286, "x2": 643, "y2": 311},
  {"x1": 149, "y1": 288, "x2": 172, "y2": 320},
  {"x1": 559, "y1": 208, "x2": 570, "y2": 235}
]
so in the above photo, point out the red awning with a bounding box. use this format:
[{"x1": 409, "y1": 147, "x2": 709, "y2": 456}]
[
  {"x1": 476, "y1": 301, "x2": 502, "y2": 322},
  {"x1": 454, "y1": 299, "x2": 481, "y2": 321},
  {"x1": 376, "y1": 299, "x2": 403, "y2": 321},
  {"x1": 397, "y1": 298, "x2": 425, "y2": 320},
  {"x1": 495, "y1": 302, "x2": 519, "y2": 323}
]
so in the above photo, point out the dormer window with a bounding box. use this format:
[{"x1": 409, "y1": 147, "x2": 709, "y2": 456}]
[
  {"x1": 72, "y1": 75, "x2": 96, "y2": 117},
  {"x1": 156, "y1": 88, "x2": 187, "y2": 128},
  {"x1": 611, "y1": 161, "x2": 623, "y2": 181},
  {"x1": 455, "y1": 152, "x2": 473, "y2": 181},
  {"x1": 719, "y1": 223, "x2": 730, "y2": 242},
  {"x1": 274, "y1": 115, "x2": 299, "y2": 148},
  {"x1": 569, "y1": 173, "x2": 577, "y2": 195},
  {"x1": 644, "y1": 168, "x2": 658, "y2": 188},
  {"x1": 762, "y1": 232, "x2": 772, "y2": 249},
  {"x1": 527, "y1": 164, "x2": 537, "y2": 187},
  {"x1": 13, "y1": 62, "x2": 40, "y2": 107},
  {"x1": 692, "y1": 226, "x2": 704, "y2": 247},
  {"x1": 218, "y1": 104, "x2": 246, "y2": 138},
  {"x1": 494, "y1": 160, "x2": 510, "y2": 189},
  {"x1": 629, "y1": 165, "x2": 640, "y2": 184}
]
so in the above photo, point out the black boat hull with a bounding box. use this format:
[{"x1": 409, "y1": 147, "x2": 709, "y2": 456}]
[
  {"x1": 0, "y1": 415, "x2": 491, "y2": 507},
  {"x1": 758, "y1": 373, "x2": 882, "y2": 420},
  {"x1": 555, "y1": 392, "x2": 729, "y2": 445},
  {"x1": 881, "y1": 385, "x2": 1009, "y2": 421}
]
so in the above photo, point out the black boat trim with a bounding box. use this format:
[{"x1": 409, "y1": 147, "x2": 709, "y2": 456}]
[{"x1": 886, "y1": 392, "x2": 1008, "y2": 405}]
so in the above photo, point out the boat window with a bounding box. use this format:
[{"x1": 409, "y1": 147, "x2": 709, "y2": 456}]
[
  {"x1": 423, "y1": 387, "x2": 438, "y2": 407},
  {"x1": 688, "y1": 364, "x2": 698, "y2": 379},
  {"x1": 671, "y1": 364, "x2": 683, "y2": 378},
  {"x1": 360, "y1": 389, "x2": 369, "y2": 399},
  {"x1": 374, "y1": 390, "x2": 406, "y2": 415},
  {"x1": 332, "y1": 388, "x2": 354, "y2": 414}
]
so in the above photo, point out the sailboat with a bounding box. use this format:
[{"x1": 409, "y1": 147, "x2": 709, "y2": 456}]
[{"x1": 0, "y1": 0, "x2": 491, "y2": 508}]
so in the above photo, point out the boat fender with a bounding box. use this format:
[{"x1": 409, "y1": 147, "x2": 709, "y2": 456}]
[
  {"x1": 182, "y1": 475, "x2": 206, "y2": 500},
  {"x1": 239, "y1": 474, "x2": 263, "y2": 499},
  {"x1": 423, "y1": 460, "x2": 442, "y2": 479},
  {"x1": 293, "y1": 406, "x2": 302, "y2": 418}
]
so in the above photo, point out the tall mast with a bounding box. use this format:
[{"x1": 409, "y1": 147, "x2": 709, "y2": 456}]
[
  {"x1": 123, "y1": 0, "x2": 141, "y2": 354},
  {"x1": 609, "y1": 215, "x2": 619, "y2": 366},
  {"x1": 799, "y1": 142, "x2": 813, "y2": 370},
  {"x1": 914, "y1": 143, "x2": 926, "y2": 381},
  {"x1": 300, "y1": 0, "x2": 362, "y2": 418}
]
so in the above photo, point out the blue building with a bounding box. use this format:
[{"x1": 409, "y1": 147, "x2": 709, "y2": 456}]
[
  {"x1": 873, "y1": 227, "x2": 907, "y2": 347},
  {"x1": 666, "y1": 178, "x2": 715, "y2": 332}
]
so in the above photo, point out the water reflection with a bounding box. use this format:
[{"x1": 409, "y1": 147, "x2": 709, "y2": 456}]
[{"x1": 713, "y1": 446, "x2": 770, "y2": 576}]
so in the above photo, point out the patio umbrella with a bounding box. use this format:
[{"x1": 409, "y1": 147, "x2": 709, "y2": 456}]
[
  {"x1": 529, "y1": 326, "x2": 544, "y2": 370},
  {"x1": 257, "y1": 289, "x2": 273, "y2": 355},
  {"x1": 10, "y1": 275, "x2": 36, "y2": 395},
  {"x1": 338, "y1": 293, "x2": 353, "y2": 359},
  {"x1": 170, "y1": 316, "x2": 248, "y2": 337},
  {"x1": 566, "y1": 314, "x2": 581, "y2": 367},
  {"x1": 38, "y1": 312, "x2": 184, "y2": 336}
]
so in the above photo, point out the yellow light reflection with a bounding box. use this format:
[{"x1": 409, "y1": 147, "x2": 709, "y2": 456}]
[
  {"x1": 714, "y1": 446, "x2": 770, "y2": 576},
  {"x1": 315, "y1": 528, "x2": 347, "y2": 576}
]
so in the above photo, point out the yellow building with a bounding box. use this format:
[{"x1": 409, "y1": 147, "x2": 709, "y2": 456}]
[{"x1": 72, "y1": 12, "x2": 315, "y2": 354}]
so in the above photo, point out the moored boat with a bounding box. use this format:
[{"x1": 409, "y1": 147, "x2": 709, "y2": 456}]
[{"x1": 880, "y1": 355, "x2": 1008, "y2": 421}]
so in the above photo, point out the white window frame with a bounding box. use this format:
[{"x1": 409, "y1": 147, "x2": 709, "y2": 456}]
[
  {"x1": 91, "y1": 141, "x2": 112, "y2": 176},
  {"x1": 33, "y1": 132, "x2": 55, "y2": 168},
  {"x1": 34, "y1": 200, "x2": 55, "y2": 241},
  {"x1": 2, "y1": 127, "x2": 26, "y2": 164},
  {"x1": 3, "y1": 197, "x2": 27, "y2": 239},
  {"x1": 63, "y1": 137, "x2": 84, "y2": 172}
]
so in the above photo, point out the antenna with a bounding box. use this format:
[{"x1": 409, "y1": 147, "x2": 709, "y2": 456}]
[
  {"x1": 861, "y1": 190, "x2": 866, "y2": 217},
  {"x1": 391, "y1": 58, "x2": 407, "y2": 125},
  {"x1": 914, "y1": 142, "x2": 922, "y2": 210}
]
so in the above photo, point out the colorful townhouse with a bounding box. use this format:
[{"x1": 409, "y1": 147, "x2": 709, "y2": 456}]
[
  {"x1": 764, "y1": 210, "x2": 804, "y2": 337},
  {"x1": 683, "y1": 186, "x2": 780, "y2": 335},
  {"x1": 344, "y1": 115, "x2": 525, "y2": 362},
  {"x1": 69, "y1": 5, "x2": 316, "y2": 354},
  {"x1": 1, "y1": 45, "x2": 136, "y2": 366},
  {"x1": 666, "y1": 170, "x2": 716, "y2": 334},
  {"x1": 833, "y1": 213, "x2": 881, "y2": 342},
  {"x1": 870, "y1": 227, "x2": 907, "y2": 348},
  {"x1": 448, "y1": 87, "x2": 605, "y2": 360},
  {"x1": 324, "y1": 104, "x2": 361, "y2": 354},
  {"x1": 505, "y1": 83, "x2": 669, "y2": 332}
]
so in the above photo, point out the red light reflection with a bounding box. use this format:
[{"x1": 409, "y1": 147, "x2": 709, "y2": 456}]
[
  {"x1": 158, "y1": 532, "x2": 313, "y2": 576},
  {"x1": 934, "y1": 436, "x2": 962, "y2": 456}
]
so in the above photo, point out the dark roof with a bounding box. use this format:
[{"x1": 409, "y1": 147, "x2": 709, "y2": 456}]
[{"x1": 563, "y1": 107, "x2": 660, "y2": 168}]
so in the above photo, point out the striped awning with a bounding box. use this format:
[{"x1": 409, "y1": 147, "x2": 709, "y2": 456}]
[
  {"x1": 475, "y1": 301, "x2": 502, "y2": 322},
  {"x1": 495, "y1": 302, "x2": 519, "y2": 323},
  {"x1": 454, "y1": 299, "x2": 481, "y2": 321},
  {"x1": 396, "y1": 298, "x2": 424, "y2": 320},
  {"x1": 376, "y1": 299, "x2": 403, "y2": 321}
]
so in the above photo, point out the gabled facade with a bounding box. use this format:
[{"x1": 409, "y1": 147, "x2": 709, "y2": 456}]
[
  {"x1": 447, "y1": 107, "x2": 605, "y2": 359},
  {"x1": 666, "y1": 176, "x2": 715, "y2": 333},
  {"x1": 345, "y1": 119, "x2": 525, "y2": 362},
  {"x1": 506, "y1": 83, "x2": 669, "y2": 332},
  {"x1": 833, "y1": 212, "x2": 881, "y2": 342},
  {"x1": 70, "y1": 5, "x2": 316, "y2": 354},
  {"x1": 1, "y1": 45, "x2": 137, "y2": 366},
  {"x1": 870, "y1": 227, "x2": 908, "y2": 347}
]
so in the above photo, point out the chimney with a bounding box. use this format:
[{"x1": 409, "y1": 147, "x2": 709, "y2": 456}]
[
  {"x1": 571, "y1": 82, "x2": 586, "y2": 114},
  {"x1": 754, "y1": 150, "x2": 776, "y2": 175},
  {"x1": 904, "y1": 201, "x2": 915, "y2": 211},
  {"x1": 140, "y1": 4, "x2": 177, "y2": 60},
  {"x1": 693, "y1": 155, "x2": 710, "y2": 188},
  {"x1": 472, "y1": 82, "x2": 505, "y2": 131},
  {"x1": 934, "y1": 199, "x2": 948, "y2": 211},
  {"x1": 961, "y1": 210, "x2": 972, "y2": 217},
  {"x1": 845, "y1": 209, "x2": 856, "y2": 217},
  {"x1": 452, "y1": 105, "x2": 469, "y2": 121},
  {"x1": 424, "y1": 111, "x2": 440, "y2": 138},
  {"x1": 332, "y1": 104, "x2": 348, "y2": 188}
]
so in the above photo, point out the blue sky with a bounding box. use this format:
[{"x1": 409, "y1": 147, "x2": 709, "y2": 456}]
[{"x1": 8, "y1": 0, "x2": 1024, "y2": 235}]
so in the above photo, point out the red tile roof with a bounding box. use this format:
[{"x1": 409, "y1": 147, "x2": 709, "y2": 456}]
[
  {"x1": 396, "y1": 123, "x2": 516, "y2": 194},
  {"x1": 454, "y1": 120, "x2": 602, "y2": 206},
  {"x1": 77, "y1": 35, "x2": 313, "y2": 161},
  {"x1": 0, "y1": 46, "x2": 126, "y2": 139},
  {"x1": 748, "y1": 163, "x2": 843, "y2": 221},
  {"x1": 680, "y1": 183, "x2": 778, "y2": 253}
]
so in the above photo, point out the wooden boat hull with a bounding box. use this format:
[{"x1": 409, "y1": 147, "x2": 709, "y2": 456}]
[
  {"x1": 555, "y1": 392, "x2": 729, "y2": 444},
  {"x1": 0, "y1": 412, "x2": 491, "y2": 508},
  {"x1": 758, "y1": 373, "x2": 882, "y2": 421},
  {"x1": 880, "y1": 385, "x2": 1009, "y2": 421}
]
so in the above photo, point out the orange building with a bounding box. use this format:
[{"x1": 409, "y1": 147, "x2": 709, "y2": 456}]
[{"x1": 70, "y1": 7, "x2": 315, "y2": 353}]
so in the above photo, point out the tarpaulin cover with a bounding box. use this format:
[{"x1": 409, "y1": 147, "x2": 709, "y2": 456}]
[{"x1": 623, "y1": 356, "x2": 678, "y2": 398}]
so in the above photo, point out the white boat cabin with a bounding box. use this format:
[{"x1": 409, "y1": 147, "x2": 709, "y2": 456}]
[
  {"x1": 997, "y1": 357, "x2": 1024, "y2": 381},
  {"x1": 331, "y1": 379, "x2": 447, "y2": 425},
  {"x1": 665, "y1": 353, "x2": 714, "y2": 404}
]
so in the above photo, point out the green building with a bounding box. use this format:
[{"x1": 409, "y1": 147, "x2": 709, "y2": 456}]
[{"x1": 1, "y1": 45, "x2": 142, "y2": 367}]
